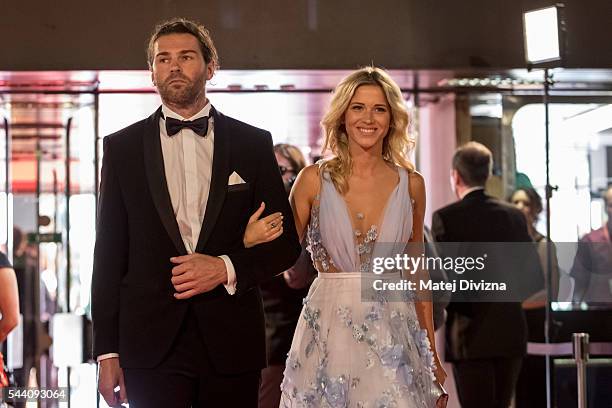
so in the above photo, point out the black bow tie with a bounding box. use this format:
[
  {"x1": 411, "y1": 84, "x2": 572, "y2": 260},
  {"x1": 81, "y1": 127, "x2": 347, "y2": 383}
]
[{"x1": 164, "y1": 115, "x2": 209, "y2": 137}]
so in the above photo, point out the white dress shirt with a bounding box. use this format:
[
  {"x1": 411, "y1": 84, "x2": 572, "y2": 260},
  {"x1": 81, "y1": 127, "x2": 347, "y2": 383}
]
[
  {"x1": 159, "y1": 103, "x2": 236, "y2": 294},
  {"x1": 97, "y1": 102, "x2": 236, "y2": 362}
]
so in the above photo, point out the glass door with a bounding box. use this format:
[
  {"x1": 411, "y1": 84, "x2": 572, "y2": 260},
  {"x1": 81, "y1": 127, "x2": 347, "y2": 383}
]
[{"x1": 4, "y1": 91, "x2": 98, "y2": 407}]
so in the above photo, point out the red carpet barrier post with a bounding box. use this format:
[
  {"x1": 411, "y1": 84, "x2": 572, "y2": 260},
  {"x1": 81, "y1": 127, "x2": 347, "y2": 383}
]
[{"x1": 573, "y1": 333, "x2": 589, "y2": 408}]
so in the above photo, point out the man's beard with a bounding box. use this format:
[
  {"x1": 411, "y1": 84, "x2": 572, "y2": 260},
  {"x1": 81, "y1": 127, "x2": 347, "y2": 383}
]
[{"x1": 158, "y1": 73, "x2": 205, "y2": 108}]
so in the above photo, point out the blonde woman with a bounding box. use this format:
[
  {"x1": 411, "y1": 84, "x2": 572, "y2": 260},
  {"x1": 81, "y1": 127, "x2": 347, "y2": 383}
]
[{"x1": 274, "y1": 67, "x2": 447, "y2": 407}]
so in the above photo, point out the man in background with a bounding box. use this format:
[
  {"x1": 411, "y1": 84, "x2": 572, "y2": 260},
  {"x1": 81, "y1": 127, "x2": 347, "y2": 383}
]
[
  {"x1": 571, "y1": 185, "x2": 612, "y2": 303},
  {"x1": 432, "y1": 142, "x2": 541, "y2": 408}
]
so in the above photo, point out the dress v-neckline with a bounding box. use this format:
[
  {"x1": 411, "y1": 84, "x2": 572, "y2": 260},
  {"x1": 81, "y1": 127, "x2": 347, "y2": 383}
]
[
  {"x1": 338, "y1": 167, "x2": 402, "y2": 244},
  {"x1": 310, "y1": 166, "x2": 410, "y2": 274}
]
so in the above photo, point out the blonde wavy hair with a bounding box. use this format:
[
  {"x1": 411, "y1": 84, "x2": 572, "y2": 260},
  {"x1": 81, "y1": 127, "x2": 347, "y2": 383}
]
[{"x1": 320, "y1": 67, "x2": 415, "y2": 194}]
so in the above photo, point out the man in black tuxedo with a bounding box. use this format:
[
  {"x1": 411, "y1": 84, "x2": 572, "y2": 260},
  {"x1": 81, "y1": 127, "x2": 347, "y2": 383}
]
[
  {"x1": 432, "y1": 142, "x2": 540, "y2": 408},
  {"x1": 91, "y1": 18, "x2": 301, "y2": 408}
]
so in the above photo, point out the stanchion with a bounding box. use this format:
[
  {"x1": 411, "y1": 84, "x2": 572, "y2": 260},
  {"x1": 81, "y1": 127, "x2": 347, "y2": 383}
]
[{"x1": 572, "y1": 333, "x2": 589, "y2": 408}]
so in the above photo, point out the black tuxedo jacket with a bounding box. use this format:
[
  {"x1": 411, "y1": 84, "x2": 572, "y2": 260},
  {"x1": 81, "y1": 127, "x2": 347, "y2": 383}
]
[
  {"x1": 432, "y1": 189, "x2": 538, "y2": 361},
  {"x1": 91, "y1": 107, "x2": 301, "y2": 374}
]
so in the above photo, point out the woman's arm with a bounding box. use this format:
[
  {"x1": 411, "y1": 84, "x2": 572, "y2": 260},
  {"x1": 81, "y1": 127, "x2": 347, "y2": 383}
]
[
  {"x1": 0, "y1": 266, "x2": 20, "y2": 342},
  {"x1": 283, "y1": 165, "x2": 319, "y2": 286},
  {"x1": 408, "y1": 171, "x2": 447, "y2": 386},
  {"x1": 289, "y1": 165, "x2": 319, "y2": 242},
  {"x1": 242, "y1": 163, "x2": 319, "y2": 249}
]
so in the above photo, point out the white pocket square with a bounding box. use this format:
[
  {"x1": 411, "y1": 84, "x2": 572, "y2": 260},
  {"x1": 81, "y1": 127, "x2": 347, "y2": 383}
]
[{"x1": 228, "y1": 171, "x2": 246, "y2": 185}]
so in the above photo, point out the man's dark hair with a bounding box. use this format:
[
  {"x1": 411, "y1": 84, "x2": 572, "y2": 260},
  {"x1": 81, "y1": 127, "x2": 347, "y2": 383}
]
[
  {"x1": 452, "y1": 142, "x2": 493, "y2": 187},
  {"x1": 147, "y1": 18, "x2": 219, "y2": 70}
]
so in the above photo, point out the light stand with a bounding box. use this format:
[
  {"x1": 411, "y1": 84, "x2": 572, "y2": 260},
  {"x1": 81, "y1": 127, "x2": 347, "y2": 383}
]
[{"x1": 523, "y1": 4, "x2": 565, "y2": 408}]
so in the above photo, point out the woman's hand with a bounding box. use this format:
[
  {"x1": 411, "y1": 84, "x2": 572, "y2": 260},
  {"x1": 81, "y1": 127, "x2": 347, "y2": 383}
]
[
  {"x1": 433, "y1": 353, "x2": 448, "y2": 407},
  {"x1": 243, "y1": 202, "x2": 284, "y2": 248},
  {"x1": 436, "y1": 391, "x2": 449, "y2": 408}
]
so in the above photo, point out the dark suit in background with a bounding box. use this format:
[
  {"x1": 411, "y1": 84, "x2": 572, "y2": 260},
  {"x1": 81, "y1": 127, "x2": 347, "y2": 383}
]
[
  {"x1": 432, "y1": 189, "x2": 540, "y2": 408},
  {"x1": 424, "y1": 226, "x2": 451, "y2": 331}
]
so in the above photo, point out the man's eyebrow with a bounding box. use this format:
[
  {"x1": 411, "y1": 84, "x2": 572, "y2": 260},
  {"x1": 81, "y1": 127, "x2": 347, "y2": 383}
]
[{"x1": 155, "y1": 50, "x2": 197, "y2": 58}]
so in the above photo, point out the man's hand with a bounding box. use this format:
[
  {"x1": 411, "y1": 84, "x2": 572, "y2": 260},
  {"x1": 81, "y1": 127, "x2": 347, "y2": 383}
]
[
  {"x1": 170, "y1": 254, "x2": 228, "y2": 299},
  {"x1": 98, "y1": 357, "x2": 127, "y2": 407}
]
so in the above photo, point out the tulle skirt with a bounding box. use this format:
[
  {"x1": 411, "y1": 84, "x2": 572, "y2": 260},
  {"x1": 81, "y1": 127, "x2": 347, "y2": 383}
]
[{"x1": 280, "y1": 272, "x2": 440, "y2": 408}]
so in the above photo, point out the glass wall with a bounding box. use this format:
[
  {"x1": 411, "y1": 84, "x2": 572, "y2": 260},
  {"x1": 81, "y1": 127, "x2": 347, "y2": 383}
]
[
  {"x1": 2, "y1": 69, "x2": 611, "y2": 407},
  {"x1": 2, "y1": 93, "x2": 98, "y2": 407}
]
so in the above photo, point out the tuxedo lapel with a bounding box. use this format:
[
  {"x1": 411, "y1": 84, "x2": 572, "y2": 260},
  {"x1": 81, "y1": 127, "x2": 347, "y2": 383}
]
[
  {"x1": 142, "y1": 107, "x2": 187, "y2": 255},
  {"x1": 196, "y1": 107, "x2": 230, "y2": 252}
]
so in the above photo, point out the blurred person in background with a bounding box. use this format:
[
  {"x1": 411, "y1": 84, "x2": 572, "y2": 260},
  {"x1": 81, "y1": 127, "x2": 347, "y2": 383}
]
[
  {"x1": 0, "y1": 251, "x2": 19, "y2": 344},
  {"x1": 253, "y1": 143, "x2": 316, "y2": 408},
  {"x1": 0, "y1": 250, "x2": 19, "y2": 390},
  {"x1": 509, "y1": 187, "x2": 559, "y2": 408},
  {"x1": 571, "y1": 186, "x2": 612, "y2": 303},
  {"x1": 432, "y1": 142, "x2": 541, "y2": 408}
]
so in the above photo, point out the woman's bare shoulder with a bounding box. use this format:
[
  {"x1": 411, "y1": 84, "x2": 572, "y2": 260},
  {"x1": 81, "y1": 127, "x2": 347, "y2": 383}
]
[
  {"x1": 293, "y1": 164, "x2": 322, "y2": 200},
  {"x1": 300, "y1": 164, "x2": 321, "y2": 180},
  {"x1": 407, "y1": 169, "x2": 425, "y2": 188},
  {"x1": 406, "y1": 169, "x2": 426, "y2": 207}
]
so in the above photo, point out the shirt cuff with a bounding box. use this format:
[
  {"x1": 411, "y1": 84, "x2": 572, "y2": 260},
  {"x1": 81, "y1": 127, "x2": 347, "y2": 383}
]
[
  {"x1": 219, "y1": 255, "x2": 237, "y2": 295},
  {"x1": 97, "y1": 353, "x2": 119, "y2": 362}
]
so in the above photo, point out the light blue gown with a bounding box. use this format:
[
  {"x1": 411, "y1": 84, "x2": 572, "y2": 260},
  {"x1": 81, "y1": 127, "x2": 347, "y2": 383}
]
[{"x1": 280, "y1": 168, "x2": 441, "y2": 408}]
